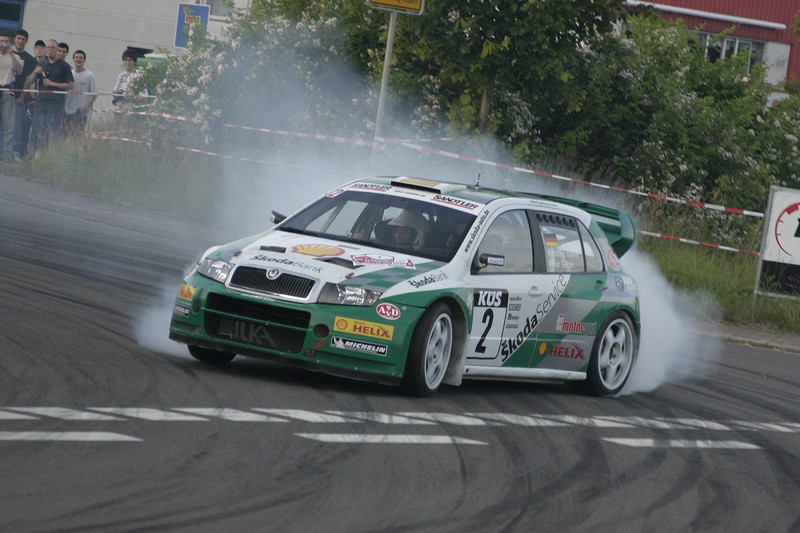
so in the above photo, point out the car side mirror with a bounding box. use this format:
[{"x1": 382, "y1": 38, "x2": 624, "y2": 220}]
[
  {"x1": 472, "y1": 253, "x2": 505, "y2": 273},
  {"x1": 270, "y1": 210, "x2": 286, "y2": 224}
]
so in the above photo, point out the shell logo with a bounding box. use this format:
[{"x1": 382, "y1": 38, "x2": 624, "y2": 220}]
[
  {"x1": 538, "y1": 342, "x2": 548, "y2": 356},
  {"x1": 292, "y1": 244, "x2": 345, "y2": 257}
]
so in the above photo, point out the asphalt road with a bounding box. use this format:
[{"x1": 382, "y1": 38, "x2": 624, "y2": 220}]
[{"x1": 1, "y1": 174, "x2": 799, "y2": 533}]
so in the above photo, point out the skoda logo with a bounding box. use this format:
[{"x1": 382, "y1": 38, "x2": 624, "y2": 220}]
[{"x1": 266, "y1": 268, "x2": 281, "y2": 280}]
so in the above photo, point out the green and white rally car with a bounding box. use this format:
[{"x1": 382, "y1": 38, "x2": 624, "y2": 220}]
[{"x1": 169, "y1": 176, "x2": 640, "y2": 397}]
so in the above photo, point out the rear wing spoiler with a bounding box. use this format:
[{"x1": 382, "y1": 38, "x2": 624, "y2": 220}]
[{"x1": 535, "y1": 194, "x2": 637, "y2": 258}]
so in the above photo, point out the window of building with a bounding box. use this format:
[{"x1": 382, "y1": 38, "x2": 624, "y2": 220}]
[
  {"x1": 207, "y1": 0, "x2": 232, "y2": 18},
  {"x1": 0, "y1": 0, "x2": 24, "y2": 30},
  {"x1": 700, "y1": 33, "x2": 765, "y2": 74}
]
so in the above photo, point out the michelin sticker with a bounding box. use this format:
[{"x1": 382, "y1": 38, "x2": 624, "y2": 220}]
[{"x1": 331, "y1": 336, "x2": 388, "y2": 356}]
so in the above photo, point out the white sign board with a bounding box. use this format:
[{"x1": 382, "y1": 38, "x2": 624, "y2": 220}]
[{"x1": 755, "y1": 186, "x2": 800, "y2": 298}]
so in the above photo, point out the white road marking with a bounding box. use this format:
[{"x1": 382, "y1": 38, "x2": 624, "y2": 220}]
[
  {"x1": 325, "y1": 411, "x2": 436, "y2": 425},
  {"x1": 469, "y1": 413, "x2": 570, "y2": 427},
  {"x1": 253, "y1": 409, "x2": 362, "y2": 423},
  {"x1": 396, "y1": 412, "x2": 494, "y2": 426},
  {"x1": 603, "y1": 438, "x2": 761, "y2": 450},
  {"x1": 726, "y1": 420, "x2": 797, "y2": 432},
  {"x1": 172, "y1": 408, "x2": 289, "y2": 422},
  {"x1": 295, "y1": 433, "x2": 488, "y2": 445},
  {"x1": 7, "y1": 407, "x2": 124, "y2": 421},
  {"x1": 0, "y1": 431, "x2": 141, "y2": 442},
  {"x1": 0, "y1": 410, "x2": 38, "y2": 420},
  {"x1": 654, "y1": 418, "x2": 732, "y2": 431},
  {"x1": 595, "y1": 416, "x2": 701, "y2": 429},
  {"x1": 88, "y1": 408, "x2": 208, "y2": 421},
  {"x1": 540, "y1": 415, "x2": 636, "y2": 428}
]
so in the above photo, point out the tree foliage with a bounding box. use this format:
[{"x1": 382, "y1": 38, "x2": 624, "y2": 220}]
[{"x1": 147, "y1": 0, "x2": 800, "y2": 212}]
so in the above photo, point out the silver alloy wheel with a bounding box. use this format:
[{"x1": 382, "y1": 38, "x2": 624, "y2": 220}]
[
  {"x1": 596, "y1": 317, "x2": 634, "y2": 390},
  {"x1": 423, "y1": 312, "x2": 453, "y2": 390}
]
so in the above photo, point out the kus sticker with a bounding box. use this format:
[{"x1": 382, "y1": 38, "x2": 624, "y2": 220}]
[{"x1": 334, "y1": 317, "x2": 394, "y2": 341}]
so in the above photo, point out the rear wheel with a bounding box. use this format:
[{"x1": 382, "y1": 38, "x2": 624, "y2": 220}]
[
  {"x1": 401, "y1": 303, "x2": 453, "y2": 397},
  {"x1": 188, "y1": 345, "x2": 237, "y2": 365},
  {"x1": 580, "y1": 312, "x2": 636, "y2": 397}
]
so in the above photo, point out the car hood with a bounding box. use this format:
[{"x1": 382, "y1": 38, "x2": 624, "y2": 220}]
[{"x1": 211, "y1": 230, "x2": 446, "y2": 286}]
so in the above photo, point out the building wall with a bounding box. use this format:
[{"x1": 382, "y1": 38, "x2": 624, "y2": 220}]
[
  {"x1": 641, "y1": 0, "x2": 800, "y2": 83},
  {"x1": 19, "y1": 0, "x2": 245, "y2": 108}
]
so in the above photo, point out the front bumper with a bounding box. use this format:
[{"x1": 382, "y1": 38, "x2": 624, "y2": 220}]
[{"x1": 168, "y1": 274, "x2": 423, "y2": 384}]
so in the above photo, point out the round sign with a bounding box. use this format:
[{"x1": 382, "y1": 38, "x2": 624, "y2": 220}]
[{"x1": 774, "y1": 202, "x2": 800, "y2": 257}]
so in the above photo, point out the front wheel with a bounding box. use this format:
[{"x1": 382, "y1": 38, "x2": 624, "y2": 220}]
[
  {"x1": 401, "y1": 303, "x2": 453, "y2": 397},
  {"x1": 580, "y1": 312, "x2": 636, "y2": 397},
  {"x1": 188, "y1": 345, "x2": 237, "y2": 365}
]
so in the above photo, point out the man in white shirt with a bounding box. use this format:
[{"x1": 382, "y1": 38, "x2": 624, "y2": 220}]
[
  {"x1": 64, "y1": 49, "x2": 96, "y2": 135},
  {"x1": 0, "y1": 32, "x2": 22, "y2": 161}
]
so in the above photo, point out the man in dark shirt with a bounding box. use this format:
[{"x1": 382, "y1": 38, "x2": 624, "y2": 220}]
[
  {"x1": 11, "y1": 29, "x2": 36, "y2": 161},
  {"x1": 26, "y1": 38, "x2": 73, "y2": 157}
]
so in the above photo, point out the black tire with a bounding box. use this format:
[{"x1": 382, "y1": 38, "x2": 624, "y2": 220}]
[
  {"x1": 401, "y1": 302, "x2": 454, "y2": 397},
  {"x1": 188, "y1": 345, "x2": 237, "y2": 365},
  {"x1": 579, "y1": 311, "x2": 636, "y2": 397}
]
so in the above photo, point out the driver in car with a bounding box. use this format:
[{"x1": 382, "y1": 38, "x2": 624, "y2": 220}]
[{"x1": 388, "y1": 210, "x2": 429, "y2": 249}]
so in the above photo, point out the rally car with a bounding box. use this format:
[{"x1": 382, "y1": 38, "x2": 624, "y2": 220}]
[{"x1": 169, "y1": 176, "x2": 640, "y2": 397}]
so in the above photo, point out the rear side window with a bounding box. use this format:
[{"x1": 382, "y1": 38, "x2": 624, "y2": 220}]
[
  {"x1": 535, "y1": 212, "x2": 603, "y2": 274},
  {"x1": 579, "y1": 223, "x2": 604, "y2": 272}
]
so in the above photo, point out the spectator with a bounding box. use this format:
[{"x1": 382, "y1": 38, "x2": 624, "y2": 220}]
[
  {"x1": 0, "y1": 32, "x2": 22, "y2": 161},
  {"x1": 57, "y1": 42, "x2": 70, "y2": 68},
  {"x1": 112, "y1": 49, "x2": 147, "y2": 107},
  {"x1": 11, "y1": 29, "x2": 36, "y2": 161},
  {"x1": 64, "y1": 49, "x2": 96, "y2": 135},
  {"x1": 26, "y1": 39, "x2": 73, "y2": 157}
]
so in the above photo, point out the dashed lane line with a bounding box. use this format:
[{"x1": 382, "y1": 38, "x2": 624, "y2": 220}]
[
  {"x1": 296, "y1": 434, "x2": 488, "y2": 445},
  {"x1": 0, "y1": 431, "x2": 141, "y2": 442},
  {"x1": 603, "y1": 438, "x2": 762, "y2": 450},
  {"x1": 8, "y1": 407, "x2": 125, "y2": 421}
]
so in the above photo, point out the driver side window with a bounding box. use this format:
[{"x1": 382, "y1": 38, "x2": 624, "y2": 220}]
[{"x1": 475, "y1": 210, "x2": 533, "y2": 274}]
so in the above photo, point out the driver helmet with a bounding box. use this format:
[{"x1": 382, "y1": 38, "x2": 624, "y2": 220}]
[{"x1": 387, "y1": 210, "x2": 429, "y2": 247}]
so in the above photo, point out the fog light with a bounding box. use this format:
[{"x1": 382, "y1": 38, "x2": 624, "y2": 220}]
[{"x1": 314, "y1": 324, "x2": 330, "y2": 339}]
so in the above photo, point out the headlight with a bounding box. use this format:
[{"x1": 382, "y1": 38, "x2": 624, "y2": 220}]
[
  {"x1": 198, "y1": 258, "x2": 233, "y2": 283},
  {"x1": 318, "y1": 283, "x2": 382, "y2": 306}
]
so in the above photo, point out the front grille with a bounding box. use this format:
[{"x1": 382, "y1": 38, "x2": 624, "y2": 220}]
[
  {"x1": 204, "y1": 293, "x2": 310, "y2": 354},
  {"x1": 229, "y1": 266, "x2": 315, "y2": 299}
]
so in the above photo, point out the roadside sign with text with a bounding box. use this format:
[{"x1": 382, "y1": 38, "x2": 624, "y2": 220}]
[
  {"x1": 755, "y1": 186, "x2": 800, "y2": 298},
  {"x1": 175, "y1": 3, "x2": 209, "y2": 48},
  {"x1": 366, "y1": 0, "x2": 425, "y2": 15}
]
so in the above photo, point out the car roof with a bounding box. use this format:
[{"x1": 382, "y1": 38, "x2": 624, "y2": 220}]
[
  {"x1": 349, "y1": 175, "x2": 589, "y2": 218},
  {"x1": 346, "y1": 176, "x2": 638, "y2": 258}
]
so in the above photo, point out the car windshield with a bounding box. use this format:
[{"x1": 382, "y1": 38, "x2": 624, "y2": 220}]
[{"x1": 279, "y1": 190, "x2": 477, "y2": 262}]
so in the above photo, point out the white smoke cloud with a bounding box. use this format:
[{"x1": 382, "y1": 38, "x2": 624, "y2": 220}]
[
  {"x1": 621, "y1": 249, "x2": 723, "y2": 394},
  {"x1": 132, "y1": 282, "x2": 193, "y2": 359}
]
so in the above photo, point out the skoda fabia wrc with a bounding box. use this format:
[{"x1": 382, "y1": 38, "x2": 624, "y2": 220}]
[{"x1": 169, "y1": 176, "x2": 640, "y2": 396}]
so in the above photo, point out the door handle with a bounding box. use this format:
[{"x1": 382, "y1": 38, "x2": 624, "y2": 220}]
[
  {"x1": 595, "y1": 280, "x2": 608, "y2": 291},
  {"x1": 529, "y1": 286, "x2": 542, "y2": 297}
]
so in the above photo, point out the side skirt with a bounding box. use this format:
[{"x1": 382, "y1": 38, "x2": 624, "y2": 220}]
[{"x1": 463, "y1": 365, "x2": 586, "y2": 383}]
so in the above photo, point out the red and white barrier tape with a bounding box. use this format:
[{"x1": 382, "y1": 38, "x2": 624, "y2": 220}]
[
  {"x1": 637, "y1": 230, "x2": 759, "y2": 255},
  {"x1": 85, "y1": 133, "x2": 762, "y2": 256}
]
